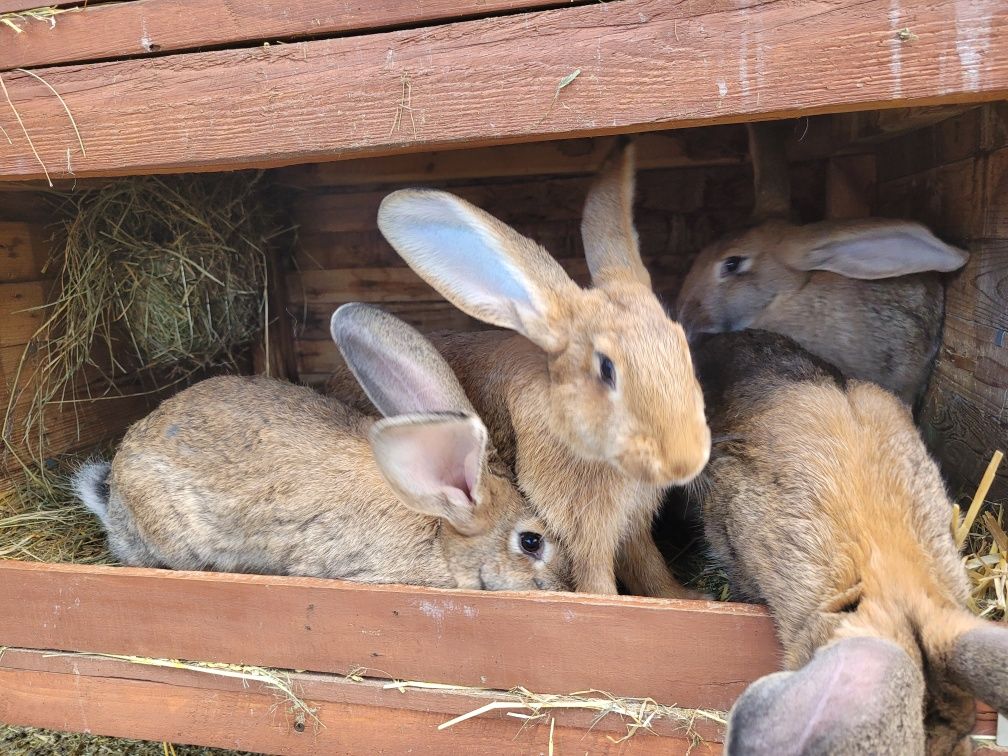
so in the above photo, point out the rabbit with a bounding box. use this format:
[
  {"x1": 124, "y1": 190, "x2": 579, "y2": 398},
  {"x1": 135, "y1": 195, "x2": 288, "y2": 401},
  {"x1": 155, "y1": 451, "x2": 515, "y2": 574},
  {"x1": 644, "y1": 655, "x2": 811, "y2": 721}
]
[
  {"x1": 673, "y1": 328, "x2": 1007, "y2": 754},
  {"x1": 71, "y1": 303, "x2": 571, "y2": 592},
  {"x1": 675, "y1": 121, "x2": 969, "y2": 405},
  {"x1": 326, "y1": 141, "x2": 712, "y2": 597}
]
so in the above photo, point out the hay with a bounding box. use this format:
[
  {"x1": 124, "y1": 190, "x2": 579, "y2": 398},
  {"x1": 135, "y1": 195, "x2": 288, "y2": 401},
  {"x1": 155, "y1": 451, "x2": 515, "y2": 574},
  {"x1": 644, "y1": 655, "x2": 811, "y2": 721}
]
[
  {"x1": 0, "y1": 5, "x2": 73, "y2": 34},
  {"x1": 955, "y1": 450, "x2": 1007, "y2": 620},
  {"x1": 0, "y1": 452, "x2": 113, "y2": 565},
  {"x1": 0, "y1": 725, "x2": 250, "y2": 756},
  {"x1": 387, "y1": 679, "x2": 725, "y2": 749},
  {"x1": 1, "y1": 172, "x2": 286, "y2": 568}
]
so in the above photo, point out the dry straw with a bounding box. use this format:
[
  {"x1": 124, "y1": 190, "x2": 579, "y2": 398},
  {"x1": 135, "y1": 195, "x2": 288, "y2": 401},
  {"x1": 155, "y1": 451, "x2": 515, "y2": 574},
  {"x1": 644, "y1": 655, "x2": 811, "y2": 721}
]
[
  {"x1": 1, "y1": 172, "x2": 285, "y2": 566},
  {"x1": 954, "y1": 450, "x2": 1007, "y2": 620}
]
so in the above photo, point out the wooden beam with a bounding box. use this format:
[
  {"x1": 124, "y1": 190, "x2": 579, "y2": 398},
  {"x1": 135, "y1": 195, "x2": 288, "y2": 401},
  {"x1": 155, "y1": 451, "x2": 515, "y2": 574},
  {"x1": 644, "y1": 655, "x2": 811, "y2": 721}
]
[
  {"x1": 0, "y1": 648, "x2": 723, "y2": 755},
  {"x1": 0, "y1": 0, "x2": 1004, "y2": 181},
  {"x1": 0, "y1": 560, "x2": 781, "y2": 711},
  {"x1": 0, "y1": 0, "x2": 581, "y2": 71}
]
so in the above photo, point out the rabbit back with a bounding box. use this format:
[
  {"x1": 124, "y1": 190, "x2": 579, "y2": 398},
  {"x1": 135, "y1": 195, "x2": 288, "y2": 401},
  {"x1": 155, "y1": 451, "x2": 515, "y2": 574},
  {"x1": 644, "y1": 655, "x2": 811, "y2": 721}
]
[
  {"x1": 754, "y1": 270, "x2": 944, "y2": 404},
  {"x1": 108, "y1": 375, "x2": 449, "y2": 584}
]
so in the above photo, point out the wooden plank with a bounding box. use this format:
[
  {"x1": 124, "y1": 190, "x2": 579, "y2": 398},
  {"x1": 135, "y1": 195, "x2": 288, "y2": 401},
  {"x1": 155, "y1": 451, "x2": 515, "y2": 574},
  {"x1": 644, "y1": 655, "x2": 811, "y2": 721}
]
[
  {"x1": 0, "y1": 649, "x2": 720, "y2": 755},
  {"x1": 0, "y1": 560, "x2": 782, "y2": 711},
  {"x1": 0, "y1": 280, "x2": 47, "y2": 347},
  {"x1": 919, "y1": 238, "x2": 1008, "y2": 501},
  {"x1": 278, "y1": 128, "x2": 748, "y2": 187},
  {"x1": 0, "y1": 222, "x2": 50, "y2": 282},
  {"x1": 292, "y1": 169, "x2": 753, "y2": 236},
  {"x1": 1, "y1": 383, "x2": 159, "y2": 472},
  {"x1": 824, "y1": 154, "x2": 875, "y2": 220},
  {"x1": 0, "y1": 0, "x2": 582, "y2": 71},
  {"x1": 0, "y1": 0, "x2": 1005, "y2": 181}
]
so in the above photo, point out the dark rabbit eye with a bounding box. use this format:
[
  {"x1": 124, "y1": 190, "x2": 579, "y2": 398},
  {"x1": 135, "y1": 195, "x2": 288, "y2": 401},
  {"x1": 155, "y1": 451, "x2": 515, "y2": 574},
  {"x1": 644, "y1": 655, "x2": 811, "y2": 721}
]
[
  {"x1": 720, "y1": 255, "x2": 748, "y2": 277},
  {"x1": 597, "y1": 353, "x2": 616, "y2": 389},
  {"x1": 519, "y1": 531, "x2": 543, "y2": 557}
]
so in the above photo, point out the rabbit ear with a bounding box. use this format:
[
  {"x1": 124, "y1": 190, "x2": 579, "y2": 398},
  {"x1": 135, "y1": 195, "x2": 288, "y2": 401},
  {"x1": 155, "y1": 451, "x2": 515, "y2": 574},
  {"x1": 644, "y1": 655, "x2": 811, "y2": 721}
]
[
  {"x1": 788, "y1": 219, "x2": 970, "y2": 279},
  {"x1": 369, "y1": 413, "x2": 488, "y2": 535},
  {"x1": 748, "y1": 121, "x2": 792, "y2": 222},
  {"x1": 581, "y1": 140, "x2": 651, "y2": 287},
  {"x1": 377, "y1": 190, "x2": 580, "y2": 353},
  {"x1": 945, "y1": 624, "x2": 1008, "y2": 715},
  {"x1": 725, "y1": 637, "x2": 924, "y2": 756},
  {"x1": 331, "y1": 303, "x2": 476, "y2": 418}
]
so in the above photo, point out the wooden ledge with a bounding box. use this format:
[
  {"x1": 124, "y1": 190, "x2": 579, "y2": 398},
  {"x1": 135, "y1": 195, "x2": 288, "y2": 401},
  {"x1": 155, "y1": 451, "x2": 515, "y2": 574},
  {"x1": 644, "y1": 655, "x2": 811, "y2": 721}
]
[
  {"x1": 0, "y1": 559, "x2": 779, "y2": 711},
  {"x1": 0, "y1": 0, "x2": 1004, "y2": 181}
]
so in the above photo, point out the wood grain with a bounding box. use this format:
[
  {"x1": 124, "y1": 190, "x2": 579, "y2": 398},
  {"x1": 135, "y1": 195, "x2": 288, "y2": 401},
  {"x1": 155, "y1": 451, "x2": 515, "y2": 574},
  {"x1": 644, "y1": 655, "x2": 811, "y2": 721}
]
[
  {"x1": 0, "y1": 0, "x2": 581, "y2": 71},
  {"x1": 0, "y1": 0, "x2": 1005, "y2": 181},
  {"x1": 0, "y1": 648, "x2": 723, "y2": 755},
  {"x1": 0, "y1": 222, "x2": 50, "y2": 282},
  {"x1": 0, "y1": 560, "x2": 782, "y2": 711},
  {"x1": 0, "y1": 280, "x2": 47, "y2": 347},
  {"x1": 277, "y1": 128, "x2": 749, "y2": 188},
  {"x1": 878, "y1": 107, "x2": 1008, "y2": 500}
]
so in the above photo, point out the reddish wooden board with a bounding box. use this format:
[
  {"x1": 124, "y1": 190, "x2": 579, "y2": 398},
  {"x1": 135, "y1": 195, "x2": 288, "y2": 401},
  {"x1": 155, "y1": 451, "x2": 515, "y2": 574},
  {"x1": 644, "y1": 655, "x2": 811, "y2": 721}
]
[
  {"x1": 0, "y1": 0, "x2": 1004, "y2": 181},
  {"x1": 0, "y1": 0, "x2": 580, "y2": 71},
  {"x1": 0, "y1": 648, "x2": 723, "y2": 755},
  {"x1": 0, "y1": 560, "x2": 780, "y2": 711}
]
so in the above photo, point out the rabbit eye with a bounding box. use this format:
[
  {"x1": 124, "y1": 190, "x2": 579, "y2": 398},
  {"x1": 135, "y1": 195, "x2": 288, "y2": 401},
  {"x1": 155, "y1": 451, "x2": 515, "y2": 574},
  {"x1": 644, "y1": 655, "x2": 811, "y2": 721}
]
[
  {"x1": 720, "y1": 255, "x2": 749, "y2": 278},
  {"x1": 597, "y1": 353, "x2": 616, "y2": 389},
  {"x1": 519, "y1": 531, "x2": 543, "y2": 558}
]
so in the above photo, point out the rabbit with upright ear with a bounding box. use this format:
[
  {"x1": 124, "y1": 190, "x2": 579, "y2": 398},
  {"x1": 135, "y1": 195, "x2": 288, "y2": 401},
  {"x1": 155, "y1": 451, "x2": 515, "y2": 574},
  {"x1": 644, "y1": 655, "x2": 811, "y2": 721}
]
[
  {"x1": 72, "y1": 304, "x2": 571, "y2": 592},
  {"x1": 676, "y1": 122, "x2": 969, "y2": 405},
  {"x1": 675, "y1": 329, "x2": 1007, "y2": 754},
  {"x1": 327, "y1": 142, "x2": 711, "y2": 597}
]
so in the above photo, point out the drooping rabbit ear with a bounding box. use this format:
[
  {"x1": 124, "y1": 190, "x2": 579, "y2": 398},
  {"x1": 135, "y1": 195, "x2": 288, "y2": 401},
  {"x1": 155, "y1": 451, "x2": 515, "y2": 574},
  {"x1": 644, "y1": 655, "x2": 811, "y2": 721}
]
[
  {"x1": 787, "y1": 219, "x2": 970, "y2": 279},
  {"x1": 376, "y1": 190, "x2": 580, "y2": 354},
  {"x1": 748, "y1": 121, "x2": 792, "y2": 222},
  {"x1": 369, "y1": 413, "x2": 489, "y2": 535},
  {"x1": 945, "y1": 623, "x2": 1008, "y2": 715},
  {"x1": 580, "y1": 139, "x2": 651, "y2": 288},
  {"x1": 725, "y1": 637, "x2": 924, "y2": 756},
  {"x1": 330, "y1": 303, "x2": 476, "y2": 417}
]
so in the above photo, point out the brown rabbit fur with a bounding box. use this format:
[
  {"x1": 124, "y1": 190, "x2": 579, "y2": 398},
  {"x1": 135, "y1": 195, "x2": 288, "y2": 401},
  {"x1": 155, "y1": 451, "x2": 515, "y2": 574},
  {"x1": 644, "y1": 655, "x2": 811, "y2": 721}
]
[
  {"x1": 676, "y1": 122, "x2": 968, "y2": 405},
  {"x1": 73, "y1": 305, "x2": 571, "y2": 592},
  {"x1": 678, "y1": 330, "x2": 1007, "y2": 754},
  {"x1": 326, "y1": 143, "x2": 711, "y2": 597}
]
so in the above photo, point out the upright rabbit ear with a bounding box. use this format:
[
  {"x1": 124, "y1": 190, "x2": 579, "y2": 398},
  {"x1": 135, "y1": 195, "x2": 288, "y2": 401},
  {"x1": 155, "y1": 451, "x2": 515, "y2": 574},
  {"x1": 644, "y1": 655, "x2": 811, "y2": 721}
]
[
  {"x1": 945, "y1": 623, "x2": 1008, "y2": 715},
  {"x1": 369, "y1": 413, "x2": 489, "y2": 535},
  {"x1": 725, "y1": 637, "x2": 924, "y2": 756},
  {"x1": 787, "y1": 219, "x2": 970, "y2": 279},
  {"x1": 331, "y1": 303, "x2": 476, "y2": 417},
  {"x1": 377, "y1": 190, "x2": 581, "y2": 354},
  {"x1": 581, "y1": 139, "x2": 651, "y2": 288},
  {"x1": 748, "y1": 121, "x2": 792, "y2": 222}
]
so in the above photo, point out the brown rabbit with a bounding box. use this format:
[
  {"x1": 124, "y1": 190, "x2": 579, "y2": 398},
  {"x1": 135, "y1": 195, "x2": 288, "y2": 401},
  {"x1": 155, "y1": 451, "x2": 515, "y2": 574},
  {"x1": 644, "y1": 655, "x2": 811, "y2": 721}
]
[
  {"x1": 676, "y1": 122, "x2": 969, "y2": 405},
  {"x1": 676, "y1": 329, "x2": 1007, "y2": 754},
  {"x1": 72, "y1": 304, "x2": 571, "y2": 591},
  {"x1": 328, "y1": 143, "x2": 711, "y2": 597}
]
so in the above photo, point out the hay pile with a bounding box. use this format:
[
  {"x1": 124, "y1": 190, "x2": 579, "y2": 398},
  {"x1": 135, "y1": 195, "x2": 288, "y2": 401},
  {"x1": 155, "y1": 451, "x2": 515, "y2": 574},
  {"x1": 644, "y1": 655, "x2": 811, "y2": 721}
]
[
  {"x1": 0, "y1": 726, "x2": 250, "y2": 756},
  {"x1": 1, "y1": 172, "x2": 286, "y2": 567},
  {"x1": 954, "y1": 451, "x2": 1006, "y2": 621}
]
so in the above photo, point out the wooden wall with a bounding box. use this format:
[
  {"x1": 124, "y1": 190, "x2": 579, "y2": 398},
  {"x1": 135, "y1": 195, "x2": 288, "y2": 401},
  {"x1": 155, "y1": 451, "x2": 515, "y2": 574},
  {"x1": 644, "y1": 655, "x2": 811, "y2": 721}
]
[
  {"x1": 875, "y1": 103, "x2": 1008, "y2": 500},
  {"x1": 278, "y1": 127, "x2": 830, "y2": 385}
]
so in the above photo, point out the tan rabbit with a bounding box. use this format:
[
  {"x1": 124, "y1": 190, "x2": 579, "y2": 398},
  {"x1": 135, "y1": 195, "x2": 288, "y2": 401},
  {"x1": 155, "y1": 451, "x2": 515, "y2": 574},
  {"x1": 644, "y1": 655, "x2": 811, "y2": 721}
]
[
  {"x1": 676, "y1": 329, "x2": 1006, "y2": 754},
  {"x1": 676, "y1": 122, "x2": 969, "y2": 405},
  {"x1": 72, "y1": 304, "x2": 571, "y2": 591},
  {"x1": 328, "y1": 143, "x2": 711, "y2": 597}
]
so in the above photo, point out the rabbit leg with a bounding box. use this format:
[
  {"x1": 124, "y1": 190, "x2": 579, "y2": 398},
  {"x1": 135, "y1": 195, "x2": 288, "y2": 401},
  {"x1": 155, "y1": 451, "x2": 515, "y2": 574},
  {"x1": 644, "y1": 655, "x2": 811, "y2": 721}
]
[{"x1": 617, "y1": 520, "x2": 700, "y2": 599}]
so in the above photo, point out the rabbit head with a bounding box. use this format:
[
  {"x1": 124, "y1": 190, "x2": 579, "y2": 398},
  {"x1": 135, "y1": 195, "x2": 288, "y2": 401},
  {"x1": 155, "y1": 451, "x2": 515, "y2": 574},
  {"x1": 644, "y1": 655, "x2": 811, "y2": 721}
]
[
  {"x1": 374, "y1": 143, "x2": 710, "y2": 487},
  {"x1": 332, "y1": 303, "x2": 571, "y2": 591},
  {"x1": 676, "y1": 216, "x2": 969, "y2": 337}
]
